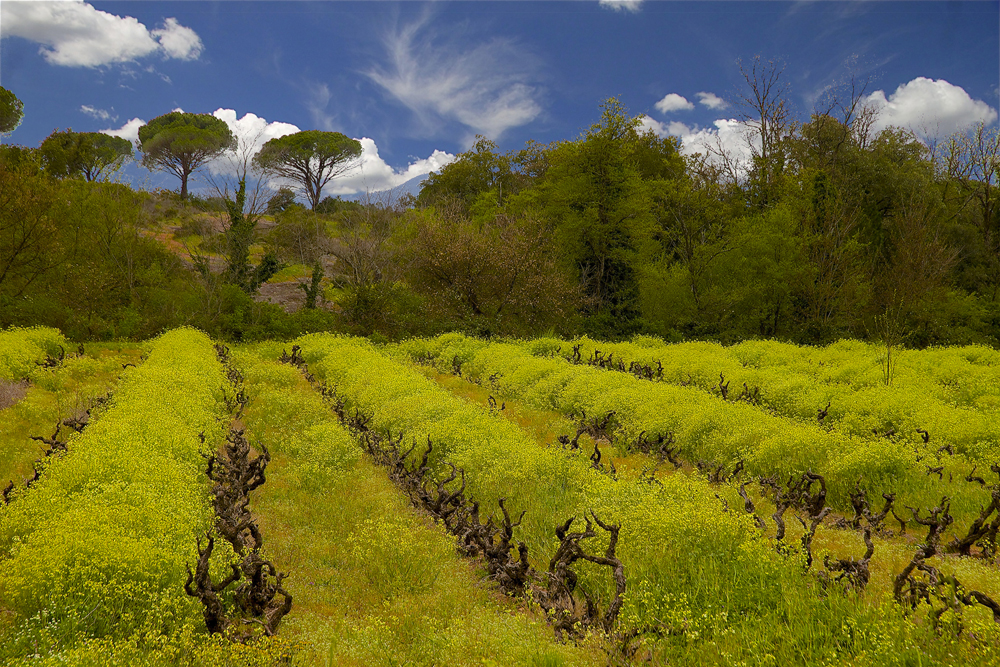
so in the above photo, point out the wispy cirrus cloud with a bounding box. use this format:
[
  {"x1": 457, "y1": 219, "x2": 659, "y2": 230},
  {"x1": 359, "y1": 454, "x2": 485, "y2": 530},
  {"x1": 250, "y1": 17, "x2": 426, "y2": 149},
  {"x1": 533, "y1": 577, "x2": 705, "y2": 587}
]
[
  {"x1": 599, "y1": 0, "x2": 644, "y2": 12},
  {"x1": 81, "y1": 105, "x2": 116, "y2": 122},
  {"x1": 366, "y1": 13, "x2": 542, "y2": 143},
  {"x1": 304, "y1": 82, "x2": 338, "y2": 132},
  {"x1": 0, "y1": 0, "x2": 202, "y2": 68}
]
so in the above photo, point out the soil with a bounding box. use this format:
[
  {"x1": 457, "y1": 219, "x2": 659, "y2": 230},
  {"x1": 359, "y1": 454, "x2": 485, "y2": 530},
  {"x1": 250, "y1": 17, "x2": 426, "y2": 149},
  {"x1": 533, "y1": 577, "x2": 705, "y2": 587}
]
[{"x1": 0, "y1": 379, "x2": 30, "y2": 410}]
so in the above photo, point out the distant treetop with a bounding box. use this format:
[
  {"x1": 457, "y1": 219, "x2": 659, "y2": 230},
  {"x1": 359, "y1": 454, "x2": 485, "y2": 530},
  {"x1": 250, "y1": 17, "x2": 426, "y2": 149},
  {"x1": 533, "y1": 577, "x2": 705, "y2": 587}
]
[{"x1": 138, "y1": 112, "x2": 236, "y2": 199}]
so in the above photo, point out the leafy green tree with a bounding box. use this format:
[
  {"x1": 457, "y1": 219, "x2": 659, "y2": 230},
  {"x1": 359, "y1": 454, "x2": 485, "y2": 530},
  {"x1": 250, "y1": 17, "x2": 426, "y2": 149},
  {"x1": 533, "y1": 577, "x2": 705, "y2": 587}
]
[
  {"x1": 253, "y1": 131, "x2": 363, "y2": 210},
  {"x1": 516, "y1": 98, "x2": 667, "y2": 336},
  {"x1": 138, "y1": 112, "x2": 236, "y2": 199},
  {"x1": 266, "y1": 186, "x2": 298, "y2": 215},
  {"x1": 405, "y1": 207, "x2": 579, "y2": 336},
  {"x1": 417, "y1": 137, "x2": 516, "y2": 215},
  {"x1": 0, "y1": 154, "x2": 62, "y2": 298},
  {"x1": 40, "y1": 130, "x2": 133, "y2": 181},
  {"x1": 221, "y1": 178, "x2": 281, "y2": 293},
  {"x1": 299, "y1": 261, "x2": 324, "y2": 309},
  {"x1": 943, "y1": 121, "x2": 1000, "y2": 300},
  {"x1": 0, "y1": 86, "x2": 24, "y2": 137}
]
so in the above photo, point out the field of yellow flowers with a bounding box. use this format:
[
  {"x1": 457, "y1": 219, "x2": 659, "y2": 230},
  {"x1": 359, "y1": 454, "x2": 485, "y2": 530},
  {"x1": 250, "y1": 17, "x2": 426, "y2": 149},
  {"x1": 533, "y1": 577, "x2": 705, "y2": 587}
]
[{"x1": 1, "y1": 327, "x2": 999, "y2": 666}]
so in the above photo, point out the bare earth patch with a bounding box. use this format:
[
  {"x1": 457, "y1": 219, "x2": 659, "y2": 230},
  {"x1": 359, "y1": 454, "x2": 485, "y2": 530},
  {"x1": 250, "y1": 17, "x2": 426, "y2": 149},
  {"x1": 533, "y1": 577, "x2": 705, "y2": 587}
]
[
  {"x1": 254, "y1": 281, "x2": 309, "y2": 313},
  {"x1": 0, "y1": 380, "x2": 30, "y2": 410}
]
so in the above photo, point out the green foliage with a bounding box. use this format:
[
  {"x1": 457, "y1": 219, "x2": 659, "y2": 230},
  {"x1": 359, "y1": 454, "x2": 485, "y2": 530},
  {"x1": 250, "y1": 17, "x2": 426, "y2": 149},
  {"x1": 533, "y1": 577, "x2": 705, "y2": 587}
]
[
  {"x1": 0, "y1": 152, "x2": 63, "y2": 299},
  {"x1": 403, "y1": 207, "x2": 580, "y2": 337},
  {"x1": 265, "y1": 206, "x2": 330, "y2": 265},
  {"x1": 0, "y1": 86, "x2": 24, "y2": 136},
  {"x1": 518, "y1": 99, "x2": 657, "y2": 335},
  {"x1": 265, "y1": 186, "x2": 298, "y2": 215},
  {"x1": 253, "y1": 131, "x2": 363, "y2": 210},
  {"x1": 40, "y1": 129, "x2": 133, "y2": 181},
  {"x1": 417, "y1": 136, "x2": 517, "y2": 215},
  {"x1": 221, "y1": 178, "x2": 281, "y2": 293},
  {"x1": 298, "y1": 261, "x2": 324, "y2": 309},
  {"x1": 314, "y1": 194, "x2": 362, "y2": 215},
  {"x1": 138, "y1": 112, "x2": 236, "y2": 199}
]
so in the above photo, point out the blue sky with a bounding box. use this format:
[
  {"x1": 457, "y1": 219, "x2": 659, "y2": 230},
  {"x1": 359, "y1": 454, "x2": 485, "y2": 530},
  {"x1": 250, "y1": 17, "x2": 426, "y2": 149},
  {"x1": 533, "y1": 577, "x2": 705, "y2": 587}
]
[{"x1": 1, "y1": 0, "x2": 997, "y2": 195}]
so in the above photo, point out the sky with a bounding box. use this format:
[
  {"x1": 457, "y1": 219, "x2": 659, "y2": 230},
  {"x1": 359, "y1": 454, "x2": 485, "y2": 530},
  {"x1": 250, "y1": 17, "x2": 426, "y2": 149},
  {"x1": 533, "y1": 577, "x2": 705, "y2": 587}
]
[{"x1": 1, "y1": 0, "x2": 998, "y2": 197}]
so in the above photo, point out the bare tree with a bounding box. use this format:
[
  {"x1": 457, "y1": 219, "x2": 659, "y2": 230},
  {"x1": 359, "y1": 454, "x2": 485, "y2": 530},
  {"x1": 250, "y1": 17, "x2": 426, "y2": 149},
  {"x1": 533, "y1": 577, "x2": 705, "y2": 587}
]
[
  {"x1": 943, "y1": 121, "x2": 1000, "y2": 299},
  {"x1": 327, "y1": 190, "x2": 400, "y2": 292},
  {"x1": 735, "y1": 55, "x2": 795, "y2": 206}
]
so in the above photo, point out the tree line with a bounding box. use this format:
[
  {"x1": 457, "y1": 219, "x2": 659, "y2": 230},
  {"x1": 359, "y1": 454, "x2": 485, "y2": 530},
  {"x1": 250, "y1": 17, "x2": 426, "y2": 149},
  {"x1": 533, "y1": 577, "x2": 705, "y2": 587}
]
[{"x1": 1, "y1": 64, "x2": 997, "y2": 346}]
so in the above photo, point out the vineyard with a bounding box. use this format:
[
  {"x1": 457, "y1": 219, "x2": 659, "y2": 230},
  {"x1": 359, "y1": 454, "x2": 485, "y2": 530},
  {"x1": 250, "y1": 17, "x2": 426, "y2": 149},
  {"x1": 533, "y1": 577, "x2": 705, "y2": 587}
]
[{"x1": 2, "y1": 327, "x2": 1000, "y2": 666}]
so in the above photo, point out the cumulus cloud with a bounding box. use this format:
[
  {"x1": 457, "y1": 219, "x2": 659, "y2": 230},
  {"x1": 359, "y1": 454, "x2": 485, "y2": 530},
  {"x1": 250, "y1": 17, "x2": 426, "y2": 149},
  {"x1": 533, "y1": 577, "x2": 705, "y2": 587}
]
[
  {"x1": 696, "y1": 92, "x2": 728, "y2": 110},
  {"x1": 100, "y1": 117, "x2": 145, "y2": 145},
  {"x1": 367, "y1": 14, "x2": 542, "y2": 142},
  {"x1": 868, "y1": 77, "x2": 997, "y2": 140},
  {"x1": 654, "y1": 93, "x2": 694, "y2": 114},
  {"x1": 327, "y1": 139, "x2": 455, "y2": 196},
  {"x1": 151, "y1": 18, "x2": 203, "y2": 61},
  {"x1": 81, "y1": 105, "x2": 115, "y2": 122},
  {"x1": 101, "y1": 108, "x2": 454, "y2": 196},
  {"x1": 209, "y1": 108, "x2": 300, "y2": 168},
  {"x1": 637, "y1": 115, "x2": 668, "y2": 136},
  {"x1": 599, "y1": 0, "x2": 644, "y2": 12},
  {"x1": 639, "y1": 114, "x2": 756, "y2": 171},
  {"x1": 0, "y1": 0, "x2": 203, "y2": 67}
]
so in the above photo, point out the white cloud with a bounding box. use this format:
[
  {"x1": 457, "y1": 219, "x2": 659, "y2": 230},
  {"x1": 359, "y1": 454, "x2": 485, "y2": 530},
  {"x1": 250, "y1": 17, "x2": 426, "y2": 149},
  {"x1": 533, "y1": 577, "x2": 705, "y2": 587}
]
[
  {"x1": 151, "y1": 18, "x2": 203, "y2": 61},
  {"x1": 100, "y1": 117, "x2": 146, "y2": 146},
  {"x1": 205, "y1": 108, "x2": 455, "y2": 196},
  {"x1": 327, "y1": 138, "x2": 455, "y2": 196},
  {"x1": 654, "y1": 93, "x2": 694, "y2": 114},
  {"x1": 640, "y1": 114, "x2": 756, "y2": 173},
  {"x1": 637, "y1": 115, "x2": 668, "y2": 136},
  {"x1": 677, "y1": 119, "x2": 755, "y2": 163},
  {"x1": 367, "y1": 14, "x2": 541, "y2": 142},
  {"x1": 868, "y1": 77, "x2": 998, "y2": 140},
  {"x1": 0, "y1": 0, "x2": 203, "y2": 68},
  {"x1": 599, "y1": 0, "x2": 644, "y2": 12},
  {"x1": 696, "y1": 92, "x2": 728, "y2": 110},
  {"x1": 81, "y1": 105, "x2": 115, "y2": 122},
  {"x1": 210, "y1": 108, "x2": 300, "y2": 166}
]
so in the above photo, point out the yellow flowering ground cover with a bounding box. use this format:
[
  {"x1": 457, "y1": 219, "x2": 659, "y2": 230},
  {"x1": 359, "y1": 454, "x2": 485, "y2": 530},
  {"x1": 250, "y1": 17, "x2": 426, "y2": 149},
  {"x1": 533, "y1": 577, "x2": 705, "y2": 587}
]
[
  {"x1": 0, "y1": 343, "x2": 144, "y2": 491},
  {"x1": 417, "y1": 363, "x2": 1000, "y2": 643},
  {"x1": 298, "y1": 333, "x2": 1000, "y2": 666},
  {"x1": 529, "y1": 336, "x2": 1000, "y2": 464},
  {"x1": 2, "y1": 327, "x2": 999, "y2": 666},
  {"x1": 0, "y1": 328, "x2": 232, "y2": 661},
  {"x1": 395, "y1": 334, "x2": 997, "y2": 529},
  {"x1": 0, "y1": 326, "x2": 67, "y2": 381},
  {"x1": 230, "y1": 343, "x2": 603, "y2": 666}
]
